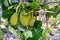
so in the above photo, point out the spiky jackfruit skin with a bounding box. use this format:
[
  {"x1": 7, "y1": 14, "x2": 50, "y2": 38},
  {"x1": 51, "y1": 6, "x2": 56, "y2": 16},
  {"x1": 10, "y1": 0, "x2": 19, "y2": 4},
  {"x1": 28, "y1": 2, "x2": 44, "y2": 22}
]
[
  {"x1": 10, "y1": 13, "x2": 18, "y2": 26},
  {"x1": 20, "y1": 13, "x2": 31, "y2": 27},
  {"x1": 29, "y1": 18, "x2": 35, "y2": 26}
]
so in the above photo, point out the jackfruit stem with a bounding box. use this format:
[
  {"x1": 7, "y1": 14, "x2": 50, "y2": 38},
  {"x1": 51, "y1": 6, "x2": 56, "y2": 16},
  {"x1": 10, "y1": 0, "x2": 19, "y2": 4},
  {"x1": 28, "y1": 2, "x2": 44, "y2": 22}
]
[{"x1": 16, "y1": 0, "x2": 22, "y2": 13}]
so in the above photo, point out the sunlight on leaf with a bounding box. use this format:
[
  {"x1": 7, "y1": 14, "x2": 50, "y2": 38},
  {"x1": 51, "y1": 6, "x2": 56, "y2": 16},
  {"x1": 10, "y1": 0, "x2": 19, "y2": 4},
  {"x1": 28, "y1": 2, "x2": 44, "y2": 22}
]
[
  {"x1": 0, "y1": 29, "x2": 3, "y2": 39},
  {"x1": 51, "y1": 13, "x2": 60, "y2": 25},
  {"x1": 23, "y1": 30, "x2": 32, "y2": 39},
  {"x1": 8, "y1": 0, "x2": 12, "y2": 5},
  {"x1": 4, "y1": 0, "x2": 9, "y2": 7},
  {"x1": 8, "y1": 25, "x2": 17, "y2": 35}
]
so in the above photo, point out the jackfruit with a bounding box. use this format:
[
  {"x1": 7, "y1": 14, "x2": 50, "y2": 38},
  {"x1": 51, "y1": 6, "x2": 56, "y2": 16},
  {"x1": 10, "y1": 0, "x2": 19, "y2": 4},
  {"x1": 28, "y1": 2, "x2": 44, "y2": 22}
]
[
  {"x1": 10, "y1": 13, "x2": 18, "y2": 26},
  {"x1": 29, "y1": 18, "x2": 35, "y2": 26},
  {"x1": 20, "y1": 12, "x2": 31, "y2": 27}
]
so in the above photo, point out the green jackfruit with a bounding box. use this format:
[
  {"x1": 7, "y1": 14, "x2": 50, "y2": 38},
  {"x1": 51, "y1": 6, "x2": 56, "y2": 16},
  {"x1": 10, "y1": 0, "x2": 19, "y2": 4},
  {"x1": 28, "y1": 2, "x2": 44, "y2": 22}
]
[
  {"x1": 29, "y1": 18, "x2": 35, "y2": 26},
  {"x1": 10, "y1": 13, "x2": 18, "y2": 26},
  {"x1": 20, "y1": 12, "x2": 31, "y2": 27}
]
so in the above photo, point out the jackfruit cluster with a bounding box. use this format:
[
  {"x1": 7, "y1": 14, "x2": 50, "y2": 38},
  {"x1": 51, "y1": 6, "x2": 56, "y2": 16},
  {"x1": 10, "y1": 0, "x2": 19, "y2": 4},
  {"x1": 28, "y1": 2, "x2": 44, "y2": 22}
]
[{"x1": 9, "y1": 12, "x2": 35, "y2": 27}]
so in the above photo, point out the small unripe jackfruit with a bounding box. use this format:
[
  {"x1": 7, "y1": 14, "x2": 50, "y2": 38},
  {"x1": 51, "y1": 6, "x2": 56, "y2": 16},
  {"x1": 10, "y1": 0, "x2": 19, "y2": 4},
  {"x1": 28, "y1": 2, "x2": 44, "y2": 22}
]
[
  {"x1": 20, "y1": 13, "x2": 31, "y2": 27},
  {"x1": 10, "y1": 13, "x2": 18, "y2": 26},
  {"x1": 29, "y1": 18, "x2": 35, "y2": 26}
]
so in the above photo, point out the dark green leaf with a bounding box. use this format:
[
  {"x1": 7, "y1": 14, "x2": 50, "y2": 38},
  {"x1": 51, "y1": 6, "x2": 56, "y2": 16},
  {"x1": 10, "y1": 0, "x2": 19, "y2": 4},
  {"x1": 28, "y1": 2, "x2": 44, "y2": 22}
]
[
  {"x1": 44, "y1": 4, "x2": 49, "y2": 9},
  {"x1": 28, "y1": 27, "x2": 43, "y2": 40},
  {"x1": 28, "y1": 20, "x2": 43, "y2": 40},
  {"x1": 34, "y1": 20, "x2": 42, "y2": 28},
  {"x1": 28, "y1": 0, "x2": 33, "y2": 3},
  {"x1": 28, "y1": 2, "x2": 40, "y2": 10},
  {"x1": 39, "y1": 4, "x2": 49, "y2": 9},
  {"x1": 0, "y1": 0, "x2": 4, "y2": 4},
  {"x1": 2, "y1": 9, "x2": 15, "y2": 19}
]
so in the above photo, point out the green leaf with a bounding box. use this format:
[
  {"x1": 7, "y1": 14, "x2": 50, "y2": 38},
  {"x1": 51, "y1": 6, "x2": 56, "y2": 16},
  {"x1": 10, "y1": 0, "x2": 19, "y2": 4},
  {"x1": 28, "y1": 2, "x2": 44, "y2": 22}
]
[
  {"x1": 42, "y1": 30, "x2": 48, "y2": 40},
  {"x1": 40, "y1": 4, "x2": 49, "y2": 9},
  {"x1": 0, "y1": 29, "x2": 3, "y2": 39},
  {"x1": 17, "y1": 23, "x2": 25, "y2": 32},
  {"x1": 0, "y1": 0, "x2": 1, "y2": 4},
  {"x1": 2, "y1": 9, "x2": 14, "y2": 19},
  {"x1": 8, "y1": 0, "x2": 12, "y2": 5},
  {"x1": 34, "y1": 20, "x2": 42, "y2": 28},
  {"x1": 28, "y1": 0, "x2": 33, "y2": 3},
  {"x1": 29, "y1": 2, "x2": 39, "y2": 10},
  {"x1": 23, "y1": 30, "x2": 32, "y2": 39},
  {"x1": 28, "y1": 27, "x2": 43, "y2": 40},
  {"x1": 8, "y1": 25, "x2": 17, "y2": 35},
  {"x1": 8, "y1": 6, "x2": 13, "y2": 9},
  {"x1": 51, "y1": 13, "x2": 60, "y2": 25},
  {"x1": 0, "y1": 0, "x2": 4, "y2": 4},
  {"x1": 28, "y1": 20, "x2": 43, "y2": 40},
  {"x1": 44, "y1": 4, "x2": 49, "y2": 9},
  {"x1": 4, "y1": 0, "x2": 9, "y2": 7}
]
